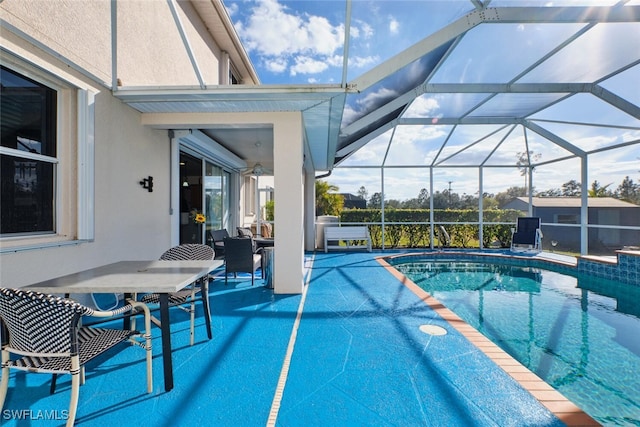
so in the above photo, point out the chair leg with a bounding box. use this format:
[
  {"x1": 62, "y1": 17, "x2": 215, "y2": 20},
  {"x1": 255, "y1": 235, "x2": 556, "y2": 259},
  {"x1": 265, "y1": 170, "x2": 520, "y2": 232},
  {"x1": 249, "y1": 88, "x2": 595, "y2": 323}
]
[
  {"x1": 50, "y1": 374, "x2": 58, "y2": 394},
  {"x1": 141, "y1": 304, "x2": 153, "y2": 393},
  {"x1": 129, "y1": 300, "x2": 154, "y2": 393},
  {"x1": 0, "y1": 350, "x2": 10, "y2": 408},
  {"x1": 201, "y1": 281, "x2": 213, "y2": 340},
  {"x1": 67, "y1": 356, "x2": 81, "y2": 427}
]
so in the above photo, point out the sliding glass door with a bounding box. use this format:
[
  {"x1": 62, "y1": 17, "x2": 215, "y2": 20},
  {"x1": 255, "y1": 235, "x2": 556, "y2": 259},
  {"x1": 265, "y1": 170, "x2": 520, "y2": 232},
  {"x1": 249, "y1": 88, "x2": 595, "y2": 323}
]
[
  {"x1": 205, "y1": 161, "x2": 230, "y2": 243},
  {"x1": 179, "y1": 152, "x2": 203, "y2": 244},
  {"x1": 179, "y1": 154, "x2": 231, "y2": 245}
]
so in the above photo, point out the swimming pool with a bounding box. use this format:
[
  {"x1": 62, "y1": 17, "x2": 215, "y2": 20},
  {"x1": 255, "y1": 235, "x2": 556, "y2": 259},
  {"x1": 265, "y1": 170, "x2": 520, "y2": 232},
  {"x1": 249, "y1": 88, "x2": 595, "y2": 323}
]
[{"x1": 390, "y1": 257, "x2": 640, "y2": 426}]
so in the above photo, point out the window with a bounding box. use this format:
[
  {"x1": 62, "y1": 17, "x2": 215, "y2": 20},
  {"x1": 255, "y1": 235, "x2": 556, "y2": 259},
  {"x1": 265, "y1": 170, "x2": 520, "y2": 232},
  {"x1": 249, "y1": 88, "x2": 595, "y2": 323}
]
[
  {"x1": 205, "y1": 161, "x2": 230, "y2": 232},
  {"x1": 244, "y1": 176, "x2": 256, "y2": 215},
  {"x1": 230, "y1": 71, "x2": 239, "y2": 85},
  {"x1": 1, "y1": 66, "x2": 57, "y2": 235},
  {"x1": 0, "y1": 57, "x2": 94, "y2": 247},
  {"x1": 556, "y1": 214, "x2": 579, "y2": 224},
  {"x1": 229, "y1": 64, "x2": 240, "y2": 85}
]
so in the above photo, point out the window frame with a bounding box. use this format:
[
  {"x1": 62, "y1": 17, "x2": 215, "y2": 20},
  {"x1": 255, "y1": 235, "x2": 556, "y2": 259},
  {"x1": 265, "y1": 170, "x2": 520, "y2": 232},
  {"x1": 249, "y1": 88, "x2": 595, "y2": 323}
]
[
  {"x1": 0, "y1": 148, "x2": 59, "y2": 236},
  {"x1": 0, "y1": 54, "x2": 95, "y2": 251}
]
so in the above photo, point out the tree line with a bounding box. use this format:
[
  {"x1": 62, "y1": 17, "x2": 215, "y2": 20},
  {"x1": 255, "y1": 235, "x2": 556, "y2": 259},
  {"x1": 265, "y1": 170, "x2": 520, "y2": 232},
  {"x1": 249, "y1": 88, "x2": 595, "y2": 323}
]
[{"x1": 316, "y1": 176, "x2": 640, "y2": 216}]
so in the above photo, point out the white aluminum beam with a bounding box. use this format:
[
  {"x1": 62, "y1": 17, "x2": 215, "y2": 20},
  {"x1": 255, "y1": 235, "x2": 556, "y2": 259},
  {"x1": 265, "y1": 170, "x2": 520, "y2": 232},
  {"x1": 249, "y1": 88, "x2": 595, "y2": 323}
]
[
  {"x1": 421, "y1": 83, "x2": 593, "y2": 93},
  {"x1": 591, "y1": 84, "x2": 640, "y2": 119},
  {"x1": 167, "y1": 0, "x2": 205, "y2": 88},
  {"x1": 341, "y1": 0, "x2": 352, "y2": 88},
  {"x1": 398, "y1": 117, "x2": 521, "y2": 125},
  {"x1": 523, "y1": 121, "x2": 586, "y2": 157}
]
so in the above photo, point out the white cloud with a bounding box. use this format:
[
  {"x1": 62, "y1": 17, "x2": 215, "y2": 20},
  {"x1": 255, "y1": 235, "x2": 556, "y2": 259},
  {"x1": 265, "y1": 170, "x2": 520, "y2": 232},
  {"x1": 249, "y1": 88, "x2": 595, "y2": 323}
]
[
  {"x1": 360, "y1": 21, "x2": 374, "y2": 39},
  {"x1": 404, "y1": 96, "x2": 441, "y2": 118},
  {"x1": 306, "y1": 15, "x2": 344, "y2": 55},
  {"x1": 389, "y1": 16, "x2": 399, "y2": 35},
  {"x1": 348, "y1": 55, "x2": 379, "y2": 69},
  {"x1": 356, "y1": 86, "x2": 399, "y2": 111},
  {"x1": 290, "y1": 56, "x2": 328, "y2": 76},
  {"x1": 341, "y1": 104, "x2": 359, "y2": 126},
  {"x1": 230, "y1": 0, "x2": 388, "y2": 79},
  {"x1": 226, "y1": 3, "x2": 239, "y2": 17},
  {"x1": 351, "y1": 20, "x2": 374, "y2": 40},
  {"x1": 326, "y1": 55, "x2": 344, "y2": 68},
  {"x1": 236, "y1": 0, "x2": 345, "y2": 76},
  {"x1": 265, "y1": 57, "x2": 288, "y2": 73}
]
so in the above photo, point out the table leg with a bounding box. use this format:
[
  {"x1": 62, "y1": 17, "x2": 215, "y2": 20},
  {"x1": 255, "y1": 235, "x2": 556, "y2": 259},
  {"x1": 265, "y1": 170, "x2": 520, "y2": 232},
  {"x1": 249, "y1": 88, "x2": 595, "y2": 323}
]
[
  {"x1": 159, "y1": 293, "x2": 174, "y2": 392},
  {"x1": 201, "y1": 278, "x2": 212, "y2": 340},
  {"x1": 123, "y1": 293, "x2": 133, "y2": 330}
]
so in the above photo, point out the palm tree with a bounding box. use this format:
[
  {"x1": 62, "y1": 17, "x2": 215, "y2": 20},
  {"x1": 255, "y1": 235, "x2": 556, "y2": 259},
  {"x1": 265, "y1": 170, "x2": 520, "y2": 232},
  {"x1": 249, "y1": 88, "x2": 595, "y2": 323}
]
[
  {"x1": 516, "y1": 151, "x2": 541, "y2": 194},
  {"x1": 588, "y1": 180, "x2": 612, "y2": 197},
  {"x1": 316, "y1": 180, "x2": 344, "y2": 216}
]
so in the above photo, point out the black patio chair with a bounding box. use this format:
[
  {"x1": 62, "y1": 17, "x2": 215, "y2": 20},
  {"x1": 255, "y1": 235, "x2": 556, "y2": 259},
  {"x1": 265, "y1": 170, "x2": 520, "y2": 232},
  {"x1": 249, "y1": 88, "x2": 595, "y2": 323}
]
[
  {"x1": 208, "y1": 229, "x2": 229, "y2": 259},
  {"x1": 223, "y1": 237, "x2": 262, "y2": 286}
]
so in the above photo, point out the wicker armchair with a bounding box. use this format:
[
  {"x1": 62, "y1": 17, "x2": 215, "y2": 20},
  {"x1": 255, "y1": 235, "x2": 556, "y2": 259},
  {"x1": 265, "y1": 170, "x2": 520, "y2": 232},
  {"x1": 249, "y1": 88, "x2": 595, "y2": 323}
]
[
  {"x1": 0, "y1": 288, "x2": 152, "y2": 427},
  {"x1": 140, "y1": 244, "x2": 215, "y2": 346}
]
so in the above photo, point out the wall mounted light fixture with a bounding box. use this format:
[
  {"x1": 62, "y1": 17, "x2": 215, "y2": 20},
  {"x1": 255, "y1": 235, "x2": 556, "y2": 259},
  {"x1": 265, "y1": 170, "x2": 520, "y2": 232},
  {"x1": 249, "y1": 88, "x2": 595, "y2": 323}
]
[{"x1": 139, "y1": 176, "x2": 153, "y2": 192}]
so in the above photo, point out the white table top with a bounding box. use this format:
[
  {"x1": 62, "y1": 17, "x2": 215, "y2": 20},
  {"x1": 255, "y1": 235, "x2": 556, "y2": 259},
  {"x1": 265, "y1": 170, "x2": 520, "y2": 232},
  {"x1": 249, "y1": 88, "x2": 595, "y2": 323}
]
[{"x1": 22, "y1": 260, "x2": 223, "y2": 294}]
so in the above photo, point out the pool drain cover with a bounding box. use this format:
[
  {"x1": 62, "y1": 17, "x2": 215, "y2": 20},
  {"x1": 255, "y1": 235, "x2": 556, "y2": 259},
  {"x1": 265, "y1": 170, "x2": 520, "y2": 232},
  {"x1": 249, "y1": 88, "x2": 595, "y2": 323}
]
[{"x1": 419, "y1": 324, "x2": 447, "y2": 336}]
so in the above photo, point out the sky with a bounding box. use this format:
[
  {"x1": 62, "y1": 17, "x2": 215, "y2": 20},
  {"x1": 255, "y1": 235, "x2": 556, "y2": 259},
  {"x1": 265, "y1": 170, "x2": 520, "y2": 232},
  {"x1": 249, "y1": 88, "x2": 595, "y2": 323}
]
[
  {"x1": 224, "y1": 0, "x2": 640, "y2": 200},
  {"x1": 224, "y1": 0, "x2": 476, "y2": 85}
]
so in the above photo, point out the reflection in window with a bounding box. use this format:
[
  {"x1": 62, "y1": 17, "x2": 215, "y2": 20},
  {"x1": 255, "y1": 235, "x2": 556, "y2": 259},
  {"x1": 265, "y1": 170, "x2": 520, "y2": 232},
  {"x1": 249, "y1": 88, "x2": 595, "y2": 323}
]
[
  {"x1": 1, "y1": 67, "x2": 57, "y2": 235},
  {"x1": 0, "y1": 156, "x2": 55, "y2": 234},
  {"x1": 1, "y1": 67, "x2": 56, "y2": 156}
]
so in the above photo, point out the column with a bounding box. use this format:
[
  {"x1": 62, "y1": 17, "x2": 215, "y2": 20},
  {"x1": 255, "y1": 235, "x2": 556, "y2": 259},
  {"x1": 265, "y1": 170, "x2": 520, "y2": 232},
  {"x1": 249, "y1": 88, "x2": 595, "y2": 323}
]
[{"x1": 273, "y1": 113, "x2": 304, "y2": 294}]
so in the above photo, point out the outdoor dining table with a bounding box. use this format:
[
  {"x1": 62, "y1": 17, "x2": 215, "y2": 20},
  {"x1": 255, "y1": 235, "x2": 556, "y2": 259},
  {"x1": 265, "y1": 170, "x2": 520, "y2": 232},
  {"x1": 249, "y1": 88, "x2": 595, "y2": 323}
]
[{"x1": 21, "y1": 259, "x2": 222, "y2": 392}]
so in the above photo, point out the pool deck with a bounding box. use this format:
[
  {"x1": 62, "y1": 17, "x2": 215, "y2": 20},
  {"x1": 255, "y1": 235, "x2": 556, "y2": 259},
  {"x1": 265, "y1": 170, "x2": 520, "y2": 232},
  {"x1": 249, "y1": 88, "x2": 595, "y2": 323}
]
[{"x1": 2, "y1": 251, "x2": 600, "y2": 426}]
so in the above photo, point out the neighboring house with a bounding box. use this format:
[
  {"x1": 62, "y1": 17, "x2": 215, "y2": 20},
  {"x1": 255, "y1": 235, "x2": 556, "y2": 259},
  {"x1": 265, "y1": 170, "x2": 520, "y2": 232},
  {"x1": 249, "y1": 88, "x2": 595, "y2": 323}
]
[
  {"x1": 340, "y1": 193, "x2": 366, "y2": 209},
  {"x1": 502, "y1": 197, "x2": 640, "y2": 251}
]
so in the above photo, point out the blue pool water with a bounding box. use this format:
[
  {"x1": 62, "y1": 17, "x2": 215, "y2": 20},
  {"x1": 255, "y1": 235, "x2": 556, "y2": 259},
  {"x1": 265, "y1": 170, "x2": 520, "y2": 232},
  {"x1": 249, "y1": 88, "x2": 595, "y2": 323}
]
[{"x1": 392, "y1": 259, "x2": 640, "y2": 426}]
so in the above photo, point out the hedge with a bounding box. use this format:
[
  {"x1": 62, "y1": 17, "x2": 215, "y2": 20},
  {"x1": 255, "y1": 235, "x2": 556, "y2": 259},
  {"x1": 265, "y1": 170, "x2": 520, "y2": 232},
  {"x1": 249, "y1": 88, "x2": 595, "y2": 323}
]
[{"x1": 338, "y1": 208, "x2": 522, "y2": 249}]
